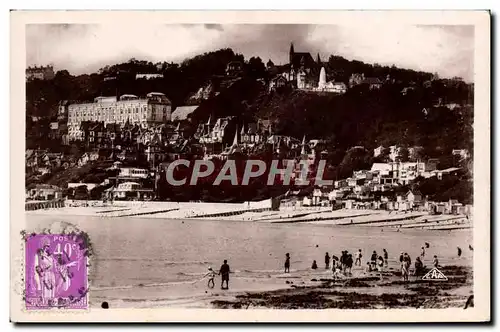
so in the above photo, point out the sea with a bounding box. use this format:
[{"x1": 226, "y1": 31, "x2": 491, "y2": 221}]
[{"x1": 26, "y1": 214, "x2": 473, "y2": 308}]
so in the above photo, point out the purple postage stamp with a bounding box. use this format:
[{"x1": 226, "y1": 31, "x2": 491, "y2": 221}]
[{"x1": 24, "y1": 234, "x2": 88, "y2": 310}]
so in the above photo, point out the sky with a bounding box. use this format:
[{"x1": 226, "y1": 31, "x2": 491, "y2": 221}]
[{"x1": 26, "y1": 24, "x2": 474, "y2": 82}]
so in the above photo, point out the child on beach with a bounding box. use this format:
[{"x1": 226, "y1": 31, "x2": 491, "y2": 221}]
[
  {"x1": 377, "y1": 255, "x2": 385, "y2": 272},
  {"x1": 420, "y1": 246, "x2": 426, "y2": 259},
  {"x1": 332, "y1": 263, "x2": 344, "y2": 280},
  {"x1": 433, "y1": 255, "x2": 439, "y2": 268},
  {"x1": 355, "y1": 249, "x2": 363, "y2": 266},
  {"x1": 325, "y1": 252, "x2": 330, "y2": 269},
  {"x1": 284, "y1": 253, "x2": 290, "y2": 273},
  {"x1": 311, "y1": 260, "x2": 318, "y2": 270},
  {"x1": 204, "y1": 267, "x2": 216, "y2": 289},
  {"x1": 401, "y1": 253, "x2": 411, "y2": 282},
  {"x1": 331, "y1": 256, "x2": 339, "y2": 273}
]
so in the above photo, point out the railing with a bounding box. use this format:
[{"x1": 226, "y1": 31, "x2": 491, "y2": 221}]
[{"x1": 25, "y1": 199, "x2": 65, "y2": 211}]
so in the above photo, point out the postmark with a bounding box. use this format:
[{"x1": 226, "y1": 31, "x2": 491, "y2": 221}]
[{"x1": 24, "y1": 232, "x2": 89, "y2": 310}]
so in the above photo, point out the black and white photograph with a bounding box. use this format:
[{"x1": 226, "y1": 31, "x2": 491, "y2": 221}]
[{"x1": 10, "y1": 10, "x2": 490, "y2": 322}]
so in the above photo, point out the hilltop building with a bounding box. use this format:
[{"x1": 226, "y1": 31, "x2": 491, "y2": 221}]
[
  {"x1": 285, "y1": 43, "x2": 322, "y2": 87},
  {"x1": 136, "y1": 73, "x2": 164, "y2": 80},
  {"x1": 26, "y1": 65, "x2": 55, "y2": 81}
]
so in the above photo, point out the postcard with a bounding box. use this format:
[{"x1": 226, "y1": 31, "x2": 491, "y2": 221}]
[{"x1": 10, "y1": 10, "x2": 490, "y2": 322}]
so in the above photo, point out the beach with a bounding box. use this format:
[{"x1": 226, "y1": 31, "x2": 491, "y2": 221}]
[{"x1": 25, "y1": 203, "x2": 473, "y2": 309}]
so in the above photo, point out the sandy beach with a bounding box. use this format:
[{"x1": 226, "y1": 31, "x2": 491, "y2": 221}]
[
  {"x1": 25, "y1": 201, "x2": 473, "y2": 309},
  {"x1": 26, "y1": 200, "x2": 472, "y2": 230}
]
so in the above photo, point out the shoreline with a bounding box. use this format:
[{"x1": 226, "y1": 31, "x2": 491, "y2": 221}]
[
  {"x1": 25, "y1": 200, "x2": 472, "y2": 230},
  {"x1": 209, "y1": 265, "x2": 473, "y2": 309},
  {"x1": 26, "y1": 207, "x2": 474, "y2": 309},
  {"x1": 88, "y1": 264, "x2": 473, "y2": 309}
]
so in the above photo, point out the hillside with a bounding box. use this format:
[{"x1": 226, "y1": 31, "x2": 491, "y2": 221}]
[
  {"x1": 26, "y1": 47, "x2": 473, "y2": 158},
  {"x1": 185, "y1": 77, "x2": 473, "y2": 157}
]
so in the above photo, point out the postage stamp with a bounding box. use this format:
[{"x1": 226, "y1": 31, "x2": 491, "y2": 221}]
[
  {"x1": 24, "y1": 233, "x2": 89, "y2": 310},
  {"x1": 11, "y1": 10, "x2": 490, "y2": 322}
]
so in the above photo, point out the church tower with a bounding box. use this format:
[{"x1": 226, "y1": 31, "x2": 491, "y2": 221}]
[
  {"x1": 289, "y1": 42, "x2": 295, "y2": 64},
  {"x1": 318, "y1": 67, "x2": 326, "y2": 89}
]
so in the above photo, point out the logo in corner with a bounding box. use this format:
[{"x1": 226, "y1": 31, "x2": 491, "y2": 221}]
[{"x1": 422, "y1": 267, "x2": 448, "y2": 281}]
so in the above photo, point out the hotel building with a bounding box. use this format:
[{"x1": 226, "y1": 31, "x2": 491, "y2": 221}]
[{"x1": 67, "y1": 92, "x2": 172, "y2": 140}]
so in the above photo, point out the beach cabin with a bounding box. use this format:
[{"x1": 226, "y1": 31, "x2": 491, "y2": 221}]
[
  {"x1": 397, "y1": 201, "x2": 409, "y2": 212},
  {"x1": 312, "y1": 188, "x2": 329, "y2": 206},
  {"x1": 406, "y1": 190, "x2": 423, "y2": 209},
  {"x1": 344, "y1": 199, "x2": 355, "y2": 209},
  {"x1": 446, "y1": 199, "x2": 463, "y2": 215},
  {"x1": 427, "y1": 202, "x2": 446, "y2": 214}
]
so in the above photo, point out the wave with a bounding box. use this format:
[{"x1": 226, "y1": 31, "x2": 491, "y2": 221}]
[
  {"x1": 240, "y1": 268, "x2": 309, "y2": 274},
  {"x1": 176, "y1": 272, "x2": 205, "y2": 277},
  {"x1": 96, "y1": 257, "x2": 211, "y2": 265},
  {"x1": 93, "y1": 279, "x2": 203, "y2": 291}
]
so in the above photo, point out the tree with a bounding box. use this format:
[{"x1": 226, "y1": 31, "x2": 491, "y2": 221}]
[
  {"x1": 73, "y1": 185, "x2": 89, "y2": 200},
  {"x1": 337, "y1": 147, "x2": 372, "y2": 179},
  {"x1": 378, "y1": 147, "x2": 391, "y2": 162},
  {"x1": 246, "y1": 57, "x2": 266, "y2": 79},
  {"x1": 396, "y1": 146, "x2": 410, "y2": 162}
]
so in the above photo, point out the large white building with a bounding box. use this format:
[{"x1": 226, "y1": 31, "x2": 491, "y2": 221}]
[{"x1": 67, "y1": 92, "x2": 171, "y2": 140}]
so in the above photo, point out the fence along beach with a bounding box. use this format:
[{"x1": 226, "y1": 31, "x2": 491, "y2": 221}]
[{"x1": 26, "y1": 199, "x2": 472, "y2": 231}]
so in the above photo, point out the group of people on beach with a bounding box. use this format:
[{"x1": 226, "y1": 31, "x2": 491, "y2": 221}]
[
  {"x1": 203, "y1": 242, "x2": 467, "y2": 290},
  {"x1": 310, "y1": 251, "x2": 355, "y2": 276},
  {"x1": 286, "y1": 242, "x2": 454, "y2": 282},
  {"x1": 291, "y1": 249, "x2": 390, "y2": 279}
]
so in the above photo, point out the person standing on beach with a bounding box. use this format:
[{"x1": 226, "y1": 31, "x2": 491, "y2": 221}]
[
  {"x1": 339, "y1": 251, "x2": 346, "y2": 272},
  {"x1": 345, "y1": 254, "x2": 353, "y2": 275},
  {"x1": 371, "y1": 251, "x2": 378, "y2": 270},
  {"x1": 414, "y1": 257, "x2": 424, "y2": 276},
  {"x1": 218, "y1": 260, "x2": 230, "y2": 290},
  {"x1": 342, "y1": 251, "x2": 350, "y2": 274},
  {"x1": 433, "y1": 255, "x2": 439, "y2": 268},
  {"x1": 401, "y1": 253, "x2": 411, "y2": 282},
  {"x1": 284, "y1": 253, "x2": 290, "y2": 273},
  {"x1": 354, "y1": 249, "x2": 363, "y2": 266},
  {"x1": 324, "y1": 252, "x2": 330, "y2": 269},
  {"x1": 457, "y1": 246, "x2": 462, "y2": 258},
  {"x1": 420, "y1": 246, "x2": 426, "y2": 259},
  {"x1": 383, "y1": 249, "x2": 388, "y2": 267}
]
